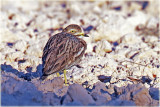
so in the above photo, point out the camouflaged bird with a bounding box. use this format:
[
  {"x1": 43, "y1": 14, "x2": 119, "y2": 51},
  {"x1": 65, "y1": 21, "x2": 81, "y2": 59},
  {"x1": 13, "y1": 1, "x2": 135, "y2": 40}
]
[{"x1": 41, "y1": 24, "x2": 89, "y2": 84}]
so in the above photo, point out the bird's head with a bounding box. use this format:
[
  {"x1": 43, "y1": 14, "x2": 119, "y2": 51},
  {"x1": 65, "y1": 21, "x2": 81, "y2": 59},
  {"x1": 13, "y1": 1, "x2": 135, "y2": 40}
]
[{"x1": 62, "y1": 24, "x2": 89, "y2": 37}]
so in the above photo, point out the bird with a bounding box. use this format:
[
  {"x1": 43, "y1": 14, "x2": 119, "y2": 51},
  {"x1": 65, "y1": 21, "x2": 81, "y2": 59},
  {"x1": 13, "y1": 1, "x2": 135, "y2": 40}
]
[{"x1": 41, "y1": 24, "x2": 89, "y2": 85}]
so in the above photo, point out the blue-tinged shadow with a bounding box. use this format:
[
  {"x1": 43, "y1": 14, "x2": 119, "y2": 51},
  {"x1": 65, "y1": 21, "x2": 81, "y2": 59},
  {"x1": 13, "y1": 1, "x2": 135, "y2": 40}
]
[{"x1": 1, "y1": 63, "x2": 42, "y2": 81}]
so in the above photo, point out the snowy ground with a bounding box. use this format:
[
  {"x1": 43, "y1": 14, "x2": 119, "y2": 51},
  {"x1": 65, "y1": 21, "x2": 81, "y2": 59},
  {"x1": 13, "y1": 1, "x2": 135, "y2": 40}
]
[{"x1": 1, "y1": 0, "x2": 159, "y2": 106}]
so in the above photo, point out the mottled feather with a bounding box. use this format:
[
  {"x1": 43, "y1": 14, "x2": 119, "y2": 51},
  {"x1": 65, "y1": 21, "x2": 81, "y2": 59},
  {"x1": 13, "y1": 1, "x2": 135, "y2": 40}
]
[{"x1": 42, "y1": 32, "x2": 87, "y2": 79}]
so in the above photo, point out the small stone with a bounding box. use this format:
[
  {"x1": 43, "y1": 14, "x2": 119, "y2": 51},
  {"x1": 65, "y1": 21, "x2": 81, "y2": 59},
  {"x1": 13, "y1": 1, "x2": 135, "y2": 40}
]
[
  {"x1": 5, "y1": 51, "x2": 24, "y2": 62},
  {"x1": 146, "y1": 17, "x2": 159, "y2": 29},
  {"x1": 67, "y1": 84, "x2": 95, "y2": 105},
  {"x1": 14, "y1": 40, "x2": 27, "y2": 53},
  {"x1": 18, "y1": 61, "x2": 31, "y2": 71},
  {"x1": 106, "y1": 88, "x2": 114, "y2": 95},
  {"x1": 98, "y1": 75, "x2": 111, "y2": 83},
  {"x1": 91, "y1": 92, "x2": 108, "y2": 105},
  {"x1": 95, "y1": 39, "x2": 112, "y2": 56},
  {"x1": 110, "y1": 77, "x2": 118, "y2": 84},
  {"x1": 132, "y1": 87, "x2": 153, "y2": 106},
  {"x1": 91, "y1": 81, "x2": 112, "y2": 103},
  {"x1": 36, "y1": 77, "x2": 64, "y2": 93},
  {"x1": 119, "y1": 34, "x2": 142, "y2": 44},
  {"x1": 125, "y1": 50, "x2": 139, "y2": 60},
  {"x1": 26, "y1": 45, "x2": 42, "y2": 57}
]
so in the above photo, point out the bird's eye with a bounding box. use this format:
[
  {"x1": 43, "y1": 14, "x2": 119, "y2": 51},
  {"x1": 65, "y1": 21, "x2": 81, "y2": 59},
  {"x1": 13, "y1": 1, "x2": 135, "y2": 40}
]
[{"x1": 71, "y1": 30, "x2": 75, "y2": 33}]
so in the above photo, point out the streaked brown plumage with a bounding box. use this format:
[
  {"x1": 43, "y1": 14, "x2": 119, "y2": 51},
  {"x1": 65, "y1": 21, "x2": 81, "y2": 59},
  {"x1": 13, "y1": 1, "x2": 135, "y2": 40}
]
[{"x1": 41, "y1": 24, "x2": 88, "y2": 81}]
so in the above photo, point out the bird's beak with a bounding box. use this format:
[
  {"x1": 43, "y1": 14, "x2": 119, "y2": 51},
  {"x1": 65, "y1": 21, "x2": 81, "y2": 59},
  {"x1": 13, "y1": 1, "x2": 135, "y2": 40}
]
[
  {"x1": 84, "y1": 34, "x2": 89, "y2": 37},
  {"x1": 78, "y1": 33, "x2": 89, "y2": 37}
]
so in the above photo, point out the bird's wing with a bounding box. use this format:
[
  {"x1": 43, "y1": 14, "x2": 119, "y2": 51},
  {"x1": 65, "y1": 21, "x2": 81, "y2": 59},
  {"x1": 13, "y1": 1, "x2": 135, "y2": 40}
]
[{"x1": 42, "y1": 33, "x2": 86, "y2": 75}]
